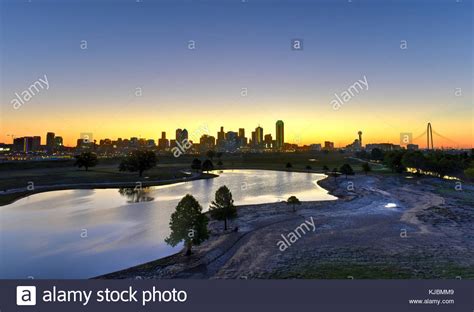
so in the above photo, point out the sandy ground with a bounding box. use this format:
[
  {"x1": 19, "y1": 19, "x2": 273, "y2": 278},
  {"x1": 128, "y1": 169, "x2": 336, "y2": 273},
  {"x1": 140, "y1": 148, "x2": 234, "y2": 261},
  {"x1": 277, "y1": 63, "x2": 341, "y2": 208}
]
[{"x1": 100, "y1": 173, "x2": 474, "y2": 279}]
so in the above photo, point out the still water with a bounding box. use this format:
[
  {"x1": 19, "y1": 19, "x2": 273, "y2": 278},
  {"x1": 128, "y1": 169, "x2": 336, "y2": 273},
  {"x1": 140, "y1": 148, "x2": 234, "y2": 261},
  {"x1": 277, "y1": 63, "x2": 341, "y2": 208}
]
[{"x1": 0, "y1": 170, "x2": 335, "y2": 278}]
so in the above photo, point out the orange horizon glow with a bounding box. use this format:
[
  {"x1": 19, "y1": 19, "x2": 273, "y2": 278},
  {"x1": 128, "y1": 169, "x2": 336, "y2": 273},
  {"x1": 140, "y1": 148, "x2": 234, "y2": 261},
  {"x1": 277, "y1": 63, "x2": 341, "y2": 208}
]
[{"x1": 1, "y1": 114, "x2": 472, "y2": 149}]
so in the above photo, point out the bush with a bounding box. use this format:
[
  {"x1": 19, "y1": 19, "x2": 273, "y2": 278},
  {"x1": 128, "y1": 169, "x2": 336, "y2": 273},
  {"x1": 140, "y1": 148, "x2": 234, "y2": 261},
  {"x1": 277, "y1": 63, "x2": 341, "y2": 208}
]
[
  {"x1": 74, "y1": 152, "x2": 98, "y2": 171},
  {"x1": 339, "y1": 164, "x2": 354, "y2": 178},
  {"x1": 119, "y1": 150, "x2": 156, "y2": 177}
]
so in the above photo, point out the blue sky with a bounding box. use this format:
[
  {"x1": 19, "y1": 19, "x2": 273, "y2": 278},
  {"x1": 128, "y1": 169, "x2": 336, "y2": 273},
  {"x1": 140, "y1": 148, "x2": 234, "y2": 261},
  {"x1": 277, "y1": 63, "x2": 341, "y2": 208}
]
[{"x1": 0, "y1": 0, "x2": 472, "y2": 147}]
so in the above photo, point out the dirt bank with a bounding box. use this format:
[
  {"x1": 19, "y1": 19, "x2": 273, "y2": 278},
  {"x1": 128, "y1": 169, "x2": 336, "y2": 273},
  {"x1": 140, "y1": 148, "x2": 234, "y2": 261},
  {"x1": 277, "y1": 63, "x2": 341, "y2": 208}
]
[{"x1": 99, "y1": 173, "x2": 474, "y2": 279}]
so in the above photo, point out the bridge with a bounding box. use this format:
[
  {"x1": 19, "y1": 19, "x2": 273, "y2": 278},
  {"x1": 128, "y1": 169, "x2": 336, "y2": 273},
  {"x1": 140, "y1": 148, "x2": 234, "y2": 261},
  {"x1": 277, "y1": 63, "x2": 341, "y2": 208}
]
[{"x1": 411, "y1": 123, "x2": 460, "y2": 149}]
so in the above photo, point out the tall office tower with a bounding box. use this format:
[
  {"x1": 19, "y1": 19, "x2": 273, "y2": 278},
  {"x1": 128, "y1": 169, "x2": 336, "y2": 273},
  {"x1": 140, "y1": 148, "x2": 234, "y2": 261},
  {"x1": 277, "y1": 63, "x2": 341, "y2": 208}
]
[
  {"x1": 176, "y1": 129, "x2": 183, "y2": 142},
  {"x1": 200, "y1": 134, "x2": 216, "y2": 150},
  {"x1": 46, "y1": 132, "x2": 55, "y2": 146},
  {"x1": 264, "y1": 134, "x2": 273, "y2": 148},
  {"x1": 25, "y1": 137, "x2": 34, "y2": 152},
  {"x1": 238, "y1": 128, "x2": 247, "y2": 146},
  {"x1": 13, "y1": 138, "x2": 24, "y2": 151},
  {"x1": 158, "y1": 132, "x2": 169, "y2": 149},
  {"x1": 251, "y1": 131, "x2": 256, "y2": 146},
  {"x1": 181, "y1": 129, "x2": 189, "y2": 141},
  {"x1": 32, "y1": 136, "x2": 41, "y2": 151},
  {"x1": 218, "y1": 127, "x2": 225, "y2": 141},
  {"x1": 255, "y1": 126, "x2": 263, "y2": 146},
  {"x1": 225, "y1": 131, "x2": 239, "y2": 152},
  {"x1": 276, "y1": 120, "x2": 284, "y2": 150},
  {"x1": 358, "y1": 131, "x2": 363, "y2": 148},
  {"x1": 46, "y1": 132, "x2": 55, "y2": 153},
  {"x1": 217, "y1": 126, "x2": 225, "y2": 149}
]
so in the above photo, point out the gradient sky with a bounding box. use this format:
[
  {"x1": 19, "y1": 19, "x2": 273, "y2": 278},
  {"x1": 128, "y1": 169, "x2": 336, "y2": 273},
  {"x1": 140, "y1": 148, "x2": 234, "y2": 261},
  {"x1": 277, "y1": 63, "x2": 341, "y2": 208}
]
[{"x1": 0, "y1": 0, "x2": 472, "y2": 148}]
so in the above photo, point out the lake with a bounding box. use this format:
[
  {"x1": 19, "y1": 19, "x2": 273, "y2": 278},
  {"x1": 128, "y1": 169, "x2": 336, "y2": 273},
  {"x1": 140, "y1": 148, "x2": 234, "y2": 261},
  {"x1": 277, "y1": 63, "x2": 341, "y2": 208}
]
[{"x1": 0, "y1": 169, "x2": 335, "y2": 278}]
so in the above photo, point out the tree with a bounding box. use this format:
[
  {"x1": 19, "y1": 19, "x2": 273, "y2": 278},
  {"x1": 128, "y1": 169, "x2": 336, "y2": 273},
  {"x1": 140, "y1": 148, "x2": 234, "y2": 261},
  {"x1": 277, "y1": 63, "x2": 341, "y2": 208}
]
[
  {"x1": 191, "y1": 158, "x2": 202, "y2": 171},
  {"x1": 384, "y1": 150, "x2": 406, "y2": 173},
  {"x1": 202, "y1": 159, "x2": 214, "y2": 172},
  {"x1": 74, "y1": 151, "x2": 98, "y2": 171},
  {"x1": 322, "y1": 165, "x2": 329, "y2": 173},
  {"x1": 306, "y1": 165, "x2": 312, "y2": 170},
  {"x1": 401, "y1": 151, "x2": 426, "y2": 174},
  {"x1": 464, "y1": 167, "x2": 474, "y2": 180},
  {"x1": 119, "y1": 150, "x2": 157, "y2": 177},
  {"x1": 217, "y1": 160, "x2": 223, "y2": 167},
  {"x1": 209, "y1": 185, "x2": 237, "y2": 230},
  {"x1": 340, "y1": 164, "x2": 354, "y2": 178},
  {"x1": 165, "y1": 195, "x2": 209, "y2": 256},
  {"x1": 355, "y1": 150, "x2": 369, "y2": 160},
  {"x1": 361, "y1": 162, "x2": 371, "y2": 174},
  {"x1": 206, "y1": 150, "x2": 216, "y2": 160},
  {"x1": 370, "y1": 148, "x2": 384, "y2": 161},
  {"x1": 286, "y1": 162, "x2": 292, "y2": 168},
  {"x1": 287, "y1": 195, "x2": 301, "y2": 212},
  {"x1": 332, "y1": 168, "x2": 339, "y2": 181}
]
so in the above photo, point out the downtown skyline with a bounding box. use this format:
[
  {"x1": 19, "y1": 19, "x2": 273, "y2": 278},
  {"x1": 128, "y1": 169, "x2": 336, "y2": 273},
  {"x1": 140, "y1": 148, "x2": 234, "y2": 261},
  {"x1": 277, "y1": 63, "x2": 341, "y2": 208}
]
[{"x1": 2, "y1": 120, "x2": 469, "y2": 151}]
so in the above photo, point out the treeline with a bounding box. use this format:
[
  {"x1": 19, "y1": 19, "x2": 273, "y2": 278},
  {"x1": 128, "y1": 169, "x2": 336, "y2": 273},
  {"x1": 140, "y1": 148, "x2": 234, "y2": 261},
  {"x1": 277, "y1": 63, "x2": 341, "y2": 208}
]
[{"x1": 356, "y1": 148, "x2": 473, "y2": 179}]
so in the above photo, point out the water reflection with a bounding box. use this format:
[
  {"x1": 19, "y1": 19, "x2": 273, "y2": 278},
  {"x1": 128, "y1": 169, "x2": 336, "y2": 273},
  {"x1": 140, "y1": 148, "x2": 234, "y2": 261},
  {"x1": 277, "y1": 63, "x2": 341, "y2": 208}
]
[
  {"x1": 0, "y1": 169, "x2": 336, "y2": 278},
  {"x1": 118, "y1": 187, "x2": 154, "y2": 203}
]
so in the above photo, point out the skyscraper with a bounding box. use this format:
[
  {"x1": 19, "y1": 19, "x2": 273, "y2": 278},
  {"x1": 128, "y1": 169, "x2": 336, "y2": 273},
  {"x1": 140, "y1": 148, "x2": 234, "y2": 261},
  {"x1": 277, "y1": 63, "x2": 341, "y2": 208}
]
[
  {"x1": 276, "y1": 120, "x2": 284, "y2": 150},
  {"x1": 218, "y1": 127, "x2": 225, "y2": 141},
  {"x1": 46, "y1": 132, "x2": 55, "y2": 153},
  {"x1": 264, "y1": 134, "x2": 273, "y2": 149},
  {"x1": 158, "y1": 132, "x2": 169, "y2": 149},
  {"x1": 217, "y1": 126, "x2": 225, "y2": 149},
  {"x1": 32, "y1": 136, "x2": 41, "y2": 151},
  {"x1": 46, "y1": 132, "x2": 55, "y2": 146},
  {"x1": 238, "y1": 128, "x2": 247, "y2": 146},
  {"x1": 176, "y1": 129, "x2": 183, "y2": 142},
  {"x1": 200, "y1": 134, "x2": 216, "y2": 150},
  {"x1": 181, "y1": 129, "x2": 189, "y2": 141},
  {"x1": 255, "y1": 126, "x2": 263, "y2": 146},
  {"x1": 225, "y1": 131, "x2": 239, "y2": 152}
]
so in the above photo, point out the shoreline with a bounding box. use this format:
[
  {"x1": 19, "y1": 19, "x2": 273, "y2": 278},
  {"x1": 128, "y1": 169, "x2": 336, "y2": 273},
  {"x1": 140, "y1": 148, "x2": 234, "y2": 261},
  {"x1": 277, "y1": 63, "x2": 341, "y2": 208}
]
[
  {"x1": 2, "y1": 167, "x2": 472, "y2": 279},
  {"x1": 97, "y1": 173, "x2": 474, "y2": 279},
  {"x1": 0, "y1": 172, "x2": 218, "y2": 206},
  {"x1": 0, "y1": 167, "x2": 329, "y2": 206},
  {"x1": 94, "y1": 174, "x2": 351, "y2": 279}
]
